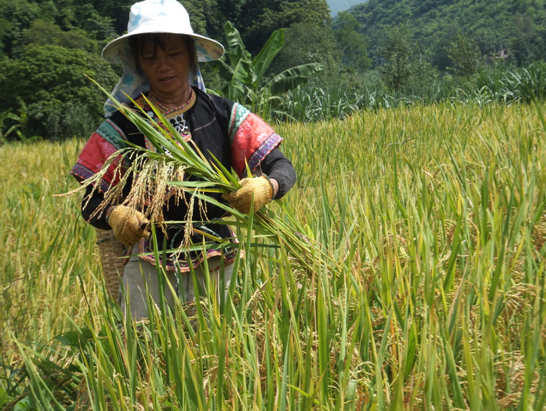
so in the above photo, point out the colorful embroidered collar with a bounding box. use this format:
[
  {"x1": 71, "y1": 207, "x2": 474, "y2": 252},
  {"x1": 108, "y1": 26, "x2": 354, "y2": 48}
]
[
  {"x1": 151, "y1": 89, "x2": 196, "y2": 117},
  {"x1": 135, "y1": 88, "x2": 196, "y2": 119}
]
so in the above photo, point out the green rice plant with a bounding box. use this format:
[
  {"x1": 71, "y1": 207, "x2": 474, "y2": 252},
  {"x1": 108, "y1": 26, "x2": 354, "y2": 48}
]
[
  {"x1": 501, "y1": 61, "x2": 546, "y2": 103},
  {"x1": 58, "y1": 85, "x2": 341, "y2": 280},
  {"x1": 2, "y1": 101, "x2": 546, "y2": 410},
  {"x1": 274, "y1": 62, "x2": 546, "y2": 123}
]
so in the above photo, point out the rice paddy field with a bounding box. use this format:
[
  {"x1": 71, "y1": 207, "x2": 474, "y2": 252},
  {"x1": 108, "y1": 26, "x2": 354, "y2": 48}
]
[{"x1": 1, "y1": 102, "x2": 546, "y2": 410}]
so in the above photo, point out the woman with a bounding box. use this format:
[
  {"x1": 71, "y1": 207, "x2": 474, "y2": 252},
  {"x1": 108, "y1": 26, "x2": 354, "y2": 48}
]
[{"x1": 72, "y1": 0, "x2": 296, "y2": 319}]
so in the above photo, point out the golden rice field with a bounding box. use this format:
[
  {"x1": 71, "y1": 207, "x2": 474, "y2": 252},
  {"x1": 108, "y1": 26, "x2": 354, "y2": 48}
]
[{"x1": 1, "y1": 102, "x2": 546, "y2": 410}]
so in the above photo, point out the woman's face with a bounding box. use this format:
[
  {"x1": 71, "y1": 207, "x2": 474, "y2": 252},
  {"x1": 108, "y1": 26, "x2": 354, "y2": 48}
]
[{"x1": 138, "y1": 34, "x2": 192, "y2": 101}]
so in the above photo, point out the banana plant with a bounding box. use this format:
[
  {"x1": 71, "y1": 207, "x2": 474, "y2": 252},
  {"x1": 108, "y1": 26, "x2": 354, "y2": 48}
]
[
  {"x1": 0, "y1": 109, "x2": 21, "y2": 144},
  {"x1": 210, "y1": 22, "x2": 324, "y2": 113}
]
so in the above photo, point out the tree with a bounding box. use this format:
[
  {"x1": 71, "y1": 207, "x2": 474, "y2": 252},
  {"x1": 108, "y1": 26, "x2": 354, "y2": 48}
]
[
  {"x1": 238, "y1": 0, "x2": 331, "y2": 56},
  {"x1": 448, "y1": 31, "x2": 482, "y2": 76},
  {"x1": 333, "y1": 12, "x2": 371, "y2": 72},
  {"x1": 0, "y1": 17, "x2": 10, "y2": 59},
  {"x1": 378, "y1": 24, "x2": 438, "y2": 92},
  {"x1": 180, "y1": 0, "x2": 223, "y2": 40},
  {"x1": 0, "y1": 0, "x2": 40, "y2": 57},
  {"x1": 0, "y1": 44, "x2": 118, "y2": 138},
  {"x1": 86, "y1": 0, "x2": 134, "y2": 35},
  {"x1": 378, "y1": 24, "x2": 416, "y2": 91},
  {"x1": 430, "y1": 36, "x2": 452, "y2": 72},
  {"x1": 510, "y1": 12, "x2": 546, "y2": 66},
  {"x1": 20, "y1": 19, "x2": 97, "y2": 52},
  {"x1": 272, "y1": 22, "x2": 341, "y2": 79},
  {"x1": 342, "y1": 0, "x2": 546, "y2": 68},
  {"x1": 73, "y1": 4, "x2": 117, "y2": 42}
]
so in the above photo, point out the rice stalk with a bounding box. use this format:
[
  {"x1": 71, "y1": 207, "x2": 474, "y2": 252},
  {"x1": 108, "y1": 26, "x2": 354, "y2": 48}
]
[
  {"x1": 3, "y1": 101, "x2": 546, "y2": 409},
  {"x1": 58, "y1": 80, "x2": 338, "y2": 276}
]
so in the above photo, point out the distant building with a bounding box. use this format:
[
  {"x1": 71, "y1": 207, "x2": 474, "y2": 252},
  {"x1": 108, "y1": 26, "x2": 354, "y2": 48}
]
[{"x1": 498, "y1": 49, "x2": 509, "y2": 59}]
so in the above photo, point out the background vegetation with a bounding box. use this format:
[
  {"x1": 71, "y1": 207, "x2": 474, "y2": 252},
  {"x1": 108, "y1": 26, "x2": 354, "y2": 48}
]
[
  {"x1": 347, "y1": 0, "x2": 546, "y2": 68},
  {"x1": 2, "y1": 0, "x2": 546, "y2": 140}
]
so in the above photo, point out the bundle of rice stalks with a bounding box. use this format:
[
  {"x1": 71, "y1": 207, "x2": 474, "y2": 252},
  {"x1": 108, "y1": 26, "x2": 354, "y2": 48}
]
[{"x1": 62, "y1": 82, "x2": 338, "y2": 276}]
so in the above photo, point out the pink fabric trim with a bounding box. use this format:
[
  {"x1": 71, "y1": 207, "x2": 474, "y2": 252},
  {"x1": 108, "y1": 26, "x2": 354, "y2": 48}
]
[
  {"x1": 72, "y1": 132, "x2": 125, "y2": 190},
  {"x1": 230, "y1": 113, "x2": 276, "y2": 177}
]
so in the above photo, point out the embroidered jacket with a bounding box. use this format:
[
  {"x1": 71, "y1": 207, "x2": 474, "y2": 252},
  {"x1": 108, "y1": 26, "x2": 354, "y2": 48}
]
[{"x1": 72, "y1": 87, "x2": 296, "y2": 271}]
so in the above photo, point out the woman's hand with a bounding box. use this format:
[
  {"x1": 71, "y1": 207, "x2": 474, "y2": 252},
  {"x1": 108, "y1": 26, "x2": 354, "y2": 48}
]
[
  {"x1": 107, "y1": 205, "x2": 150, "y2": 246},
  {"x1": 222, "y1": 175, "x2": 275, "y2": 214}
]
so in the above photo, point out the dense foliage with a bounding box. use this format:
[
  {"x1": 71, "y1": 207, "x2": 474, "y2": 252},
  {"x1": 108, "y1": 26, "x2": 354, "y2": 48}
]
[
  {"x1": 0, "y1": 0, "x2": 337, "y2": 139},
  {"x1": 346, "y1": 0, "x2": 546, "y2": 67},
  {"x1": 0, "y1": 45, "x2": 118, "y2": 139},
  {"x1": 276, "y1": 61, "x2": 546, "y2": 122},
  {"x1": 1, "y1": 0, "x2": 546, "y2": 140},
  {"x1": 0, "y1": 0, "x2": 122, "y2": 140}
]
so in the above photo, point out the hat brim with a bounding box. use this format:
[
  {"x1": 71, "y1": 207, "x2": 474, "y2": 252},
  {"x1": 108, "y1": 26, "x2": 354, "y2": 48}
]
[{"x1": 102, "y1": 29, "x2": 225, "y2": 64}]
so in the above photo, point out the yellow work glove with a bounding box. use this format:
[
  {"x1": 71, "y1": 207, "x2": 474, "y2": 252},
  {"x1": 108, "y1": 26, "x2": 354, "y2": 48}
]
[
  {"x1": 107, "y1": 205, "x2": 150, "y2": 247},
  {"x1": 222, "y1": 175, "x2": 274, "y2": 214}
]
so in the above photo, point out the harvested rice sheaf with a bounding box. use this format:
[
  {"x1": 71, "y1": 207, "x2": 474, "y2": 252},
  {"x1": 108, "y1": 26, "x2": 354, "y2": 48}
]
[{"x1": 61, "y1": 90, "x2": 336, "y2": 276}]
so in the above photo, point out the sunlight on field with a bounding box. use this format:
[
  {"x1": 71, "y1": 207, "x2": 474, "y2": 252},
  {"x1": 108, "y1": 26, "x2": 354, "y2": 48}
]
[{"x1": 1, "y1": 102, "x2": 545, "y2": 409}]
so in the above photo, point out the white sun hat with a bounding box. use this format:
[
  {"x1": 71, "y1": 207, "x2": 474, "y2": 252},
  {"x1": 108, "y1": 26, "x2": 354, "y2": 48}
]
[{"x1": 101, "y1": 0, "x2": 225, "y2": 117}]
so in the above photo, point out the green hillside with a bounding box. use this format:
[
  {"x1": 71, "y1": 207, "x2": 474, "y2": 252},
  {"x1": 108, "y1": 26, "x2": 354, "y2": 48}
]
[{"x1": 348, "y1": 0, "x2": 546, "y2": 67}]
